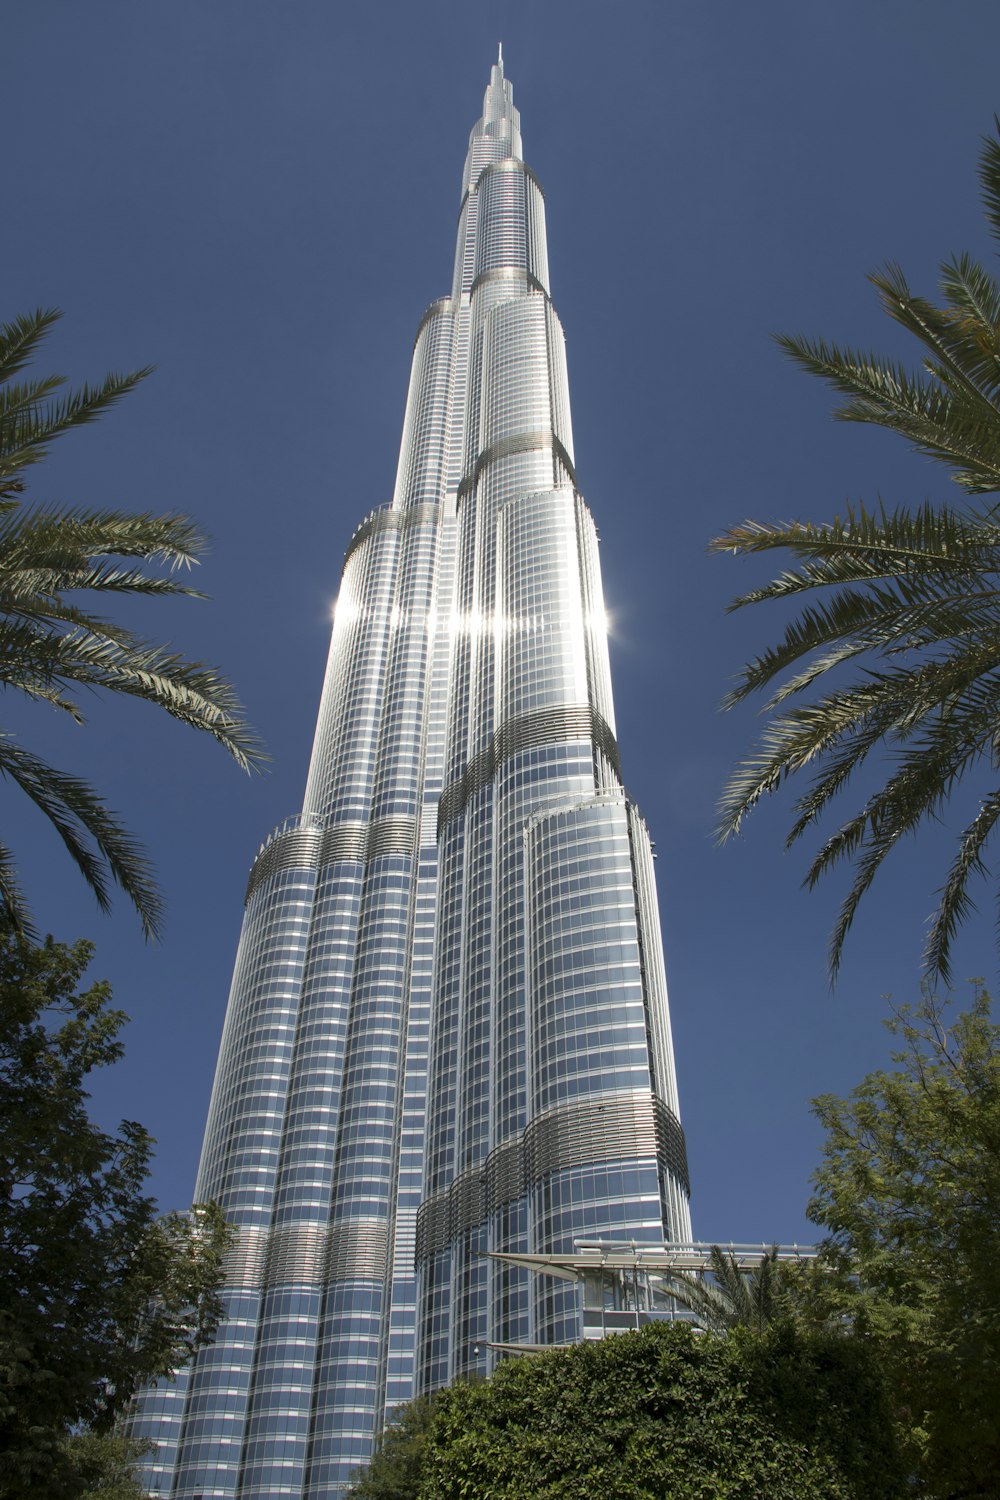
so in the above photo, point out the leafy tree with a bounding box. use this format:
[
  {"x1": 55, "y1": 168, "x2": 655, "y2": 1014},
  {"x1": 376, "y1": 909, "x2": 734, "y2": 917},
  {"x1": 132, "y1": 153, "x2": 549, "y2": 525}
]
[
  {"x1": 69, "y1": 1434, "x2": 150, "y2": 1500},
  {"x1": 0, "y1": 307, "x2": 261, "y2": 938},
  {"x1": 0, "y1": 927, "x2": 231, "y2": 1498},
  {"x1": 804, "y1": 986, "x2": 1000, "y2": 1496},
  {"x1": 668, "y1": 1243, "x2": 785, "y2": 1333},
  {"x1": 419, "y1": 1321, "x2": 905, "y2": 1499},
  {"x1": 345, "y1": 1393, "x2": 436, "y2": 1499},
  {"x1": 713, "y1": 125, "x2": 1000, "y2": 979}
]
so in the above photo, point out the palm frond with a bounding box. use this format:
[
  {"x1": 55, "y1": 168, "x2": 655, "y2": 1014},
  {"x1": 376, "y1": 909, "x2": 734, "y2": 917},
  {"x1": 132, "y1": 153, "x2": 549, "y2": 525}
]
[
  {"x1": 0, "y1": 506, "x2": 206, "y2": 571},
  {"x1": 669, "y1": 1247, "x2": 782, "y2": 1334},
  {"x1": 0, "y1": 309, "x2": 264, "y2": 933},
  {"x1": 713, "y1": 504, "x2": 1000, "y2": 604},
  {"x1": 978, "y1": 121, "x2": 1000, "y2": 249},
  {"x1": 0, "y1": 736, "x2": 162, "y2": 938},
  {"x1": 924, "y1": 788, "x2": 1000, "y2": 979},
  {"x1": 0, "y1": 840, "x2": 33, "y2": 938},
  {"x1": 717, "y1": 124, "x2": 1000, "y2": 976},
  {"x1": 0, "y1": 308, "x2": 62, "y2": 384},
  {"x1": 871, "y1": 262, "x2": 1000, "y2": 416},
  {"x1": 775, "y1": 333, "x2": 1000, "y2": 492},
  {"x1": 941, "y1": 250, "x2": 1000, "y2": 330},
  {"x1": 0, "y1": 367, "x2": 154, "y2": 491}
]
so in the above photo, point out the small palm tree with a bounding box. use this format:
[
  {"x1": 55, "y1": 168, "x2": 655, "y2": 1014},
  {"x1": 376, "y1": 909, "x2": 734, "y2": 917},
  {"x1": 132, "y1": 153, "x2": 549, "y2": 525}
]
[
  {"x1": 0, "y1": 308, "x2": 262, "y2": 936},
  {"x1": 714, "y1": 125, "x2": 1000, "y2": 981},
  {"x1": 669, "y1": 1245, "x2": 783, "y2": 1334}
]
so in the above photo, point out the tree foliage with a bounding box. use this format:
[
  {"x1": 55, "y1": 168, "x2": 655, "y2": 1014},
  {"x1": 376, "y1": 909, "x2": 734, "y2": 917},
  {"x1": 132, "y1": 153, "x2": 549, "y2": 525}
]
[
  {"x1": 417, "y1": 1321, "x2": 905, "y2": 1499},
  {"x1": 714, "y1": 125, "x2": 1000, "y2": 979},
  {"x1": 804, "y1": 986, "x2": 1000, "y2": 1496},
  {"x1": 345, "y1": 1392, "x2": 436, "y2": 1499},
  {"x1": 0, "y1": 307, "x2": 262, "y2": 938},
  {"x1": 0, "y1": 928, "x2": 231, "y2": 1498}
]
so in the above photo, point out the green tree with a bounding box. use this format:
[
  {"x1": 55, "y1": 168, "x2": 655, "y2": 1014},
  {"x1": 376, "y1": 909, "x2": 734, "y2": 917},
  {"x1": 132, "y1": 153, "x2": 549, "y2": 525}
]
[
  {"x1": 713, "y1": 125, "x2": 1000, "y2": 979},
  {"x1": 0, "y1": 927, "x2": 232, "y2": 1499},
  {"x1": 0, "y1": 307, "x2": 261, "y2": 938},
  {"x1": 668, "y1": 1243, "x2": 785, "y2": 1333},
  {"x1": 345, "y1": 1393, "x2": 436, "y2": 1499},
  {"x1": 805, "y1": 986, "x2": 1000, "y2": 1496},
  {"x1": 419, "y1": 1321, "x2": 905, "y2": 1499},
  {"x1": 69, "y1": 1435, "x2": 149, "y2": 1500}
]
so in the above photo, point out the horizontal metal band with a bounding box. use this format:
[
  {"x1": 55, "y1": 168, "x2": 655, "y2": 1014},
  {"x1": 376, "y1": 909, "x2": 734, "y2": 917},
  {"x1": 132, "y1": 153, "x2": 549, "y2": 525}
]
[
  {"x1": 525, "y1": 1095, "x2": 655, "y2": 1182},
  {"x1": 412, "y1": 296, "x2": 454, "y2": 351},
  {"x1": 221, "y1": 1225, "x2": 270, "y2": 1286},
  {"x1": 415, "y1": 1094, "x2": 689, "y2": 1262},
  {"x1": 328, "y1": 1219, "x2": 389, "y2": 1282},
  {"x1": 244, "y1": 824, "x2": 324, "y2": 902},
  {"x1": 437, "y1": 704, "x2": 621, "y2": 835},
  {"x1": 457, "y1": 429, "x2": 576, "y2": 502},
  {"x1": 457, "y1": 154, "x2": 545, "y2": 225},
  {"x1": 366, "y1": 815, "x2": 417, "y2": 859},
  {"x1": 484, "y1": 1136, "x2": 524, "y2": 1208},
  {"x1": 415, "y1": 1162, "x2": 485, "y2": 1263},
  {"x1": 473, "y1": 156, "x2": 544, "y2": 198},
  {"x1": 245, "y1": 816, "x2": 416, "y2": 902},
  {"x1": 343, "y1": 501, "x2": 438, "y2": 567},
  {"x1": 268, "y1": 1222, "x2": 327, "y2": 1283},
  {"x1": 220, "y1": 1219, "x2": 389, "y2": 1288},
  {"x1": 654, "y1": 1097, "x2": 691, "y2": 1198},
  {"x1": 469, "y1": 266, "x2": 548, "y2": 299}
]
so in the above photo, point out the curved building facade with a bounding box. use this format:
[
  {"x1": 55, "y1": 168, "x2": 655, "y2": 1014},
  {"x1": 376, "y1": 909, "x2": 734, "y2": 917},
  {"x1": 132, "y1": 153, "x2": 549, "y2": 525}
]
[{"x1": 131, "y1": 54, "x2": 691, "y2": 1500}]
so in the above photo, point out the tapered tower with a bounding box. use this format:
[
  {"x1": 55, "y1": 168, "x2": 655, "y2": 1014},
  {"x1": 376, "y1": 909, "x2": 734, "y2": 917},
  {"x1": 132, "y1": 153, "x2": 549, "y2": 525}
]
[{"x1": 131, "y1": 54, "x2": 691, "y2": 1499}]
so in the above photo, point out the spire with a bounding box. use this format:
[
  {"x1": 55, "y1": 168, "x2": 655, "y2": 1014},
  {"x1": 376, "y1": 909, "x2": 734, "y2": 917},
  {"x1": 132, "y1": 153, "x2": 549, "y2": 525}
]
[{"x1": 482, "y1": 46, "x2": 516, "y2": 129}]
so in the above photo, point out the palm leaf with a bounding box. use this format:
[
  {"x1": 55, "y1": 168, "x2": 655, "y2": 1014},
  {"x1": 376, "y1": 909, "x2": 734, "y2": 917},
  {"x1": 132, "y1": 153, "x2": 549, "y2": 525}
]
[
  {"x1": 0, "y1": 308, "x2": 264, "y2": 933},
  {"x1": 716, "y1": 123, "x2": 1000, "y2": 977},
  {"x1": 0, "y1": 308, "x2": 62, "y2": 384},
  {"x1": 0, "y1": 737, "x2": 161, "y2": 938}
]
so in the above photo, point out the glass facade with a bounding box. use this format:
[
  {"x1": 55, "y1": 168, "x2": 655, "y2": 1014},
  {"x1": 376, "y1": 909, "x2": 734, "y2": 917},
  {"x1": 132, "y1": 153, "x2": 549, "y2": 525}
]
[{"x1": 130, "y1": 54, "x2": 691, "y2": 1499}]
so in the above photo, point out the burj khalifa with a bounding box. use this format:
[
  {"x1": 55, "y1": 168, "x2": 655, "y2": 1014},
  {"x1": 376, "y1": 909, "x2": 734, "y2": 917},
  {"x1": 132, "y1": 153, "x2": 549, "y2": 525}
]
[{"x1": 131, "y1": 53, "x2": 691, "y2": 1499}]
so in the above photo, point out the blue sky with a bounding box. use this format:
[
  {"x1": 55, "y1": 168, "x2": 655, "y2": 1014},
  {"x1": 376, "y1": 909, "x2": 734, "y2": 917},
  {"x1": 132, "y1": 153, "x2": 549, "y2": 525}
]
[{"x1": 6, "y1": 0, "x2": 1000, "y2": 1245}]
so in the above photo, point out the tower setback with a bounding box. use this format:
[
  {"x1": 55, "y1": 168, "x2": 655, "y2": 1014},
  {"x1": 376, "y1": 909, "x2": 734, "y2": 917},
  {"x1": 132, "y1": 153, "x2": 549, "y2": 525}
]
[{"x1": 131, "y1": 55, "x2": 691, "y2": 1499}]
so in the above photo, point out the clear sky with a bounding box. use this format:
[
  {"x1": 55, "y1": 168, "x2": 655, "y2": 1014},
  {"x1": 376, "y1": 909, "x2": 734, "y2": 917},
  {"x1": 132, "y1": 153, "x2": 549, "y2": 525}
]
[{"x1": 6, "y1": 0, "x2": 1000, "y2": 1246}]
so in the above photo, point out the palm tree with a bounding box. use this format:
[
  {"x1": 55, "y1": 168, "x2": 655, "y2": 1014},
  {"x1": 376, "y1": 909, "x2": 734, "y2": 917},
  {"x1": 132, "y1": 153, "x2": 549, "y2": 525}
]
[
  {"x1": 0, "y1": 307, "x2": 261, "y2": 937},
  {"x1": 714, "y1": 125, "x2": 1000, "y2": 982},
  {"x1": 669, "y1": 1245, "x2": 783, "y2": 1334}
]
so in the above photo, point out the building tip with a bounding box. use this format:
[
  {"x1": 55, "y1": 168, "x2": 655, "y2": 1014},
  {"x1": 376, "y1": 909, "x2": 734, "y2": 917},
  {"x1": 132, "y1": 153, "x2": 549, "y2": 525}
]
[{"x1": 497, "y1": 41, "x2": 503, "y2": 67}]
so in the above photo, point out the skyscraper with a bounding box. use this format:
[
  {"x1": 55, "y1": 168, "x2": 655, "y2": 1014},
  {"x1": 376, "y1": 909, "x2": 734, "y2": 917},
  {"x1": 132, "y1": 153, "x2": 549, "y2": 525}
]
[{"x1": 131, "y1": 52, "x2": 691, "y2": 1500}]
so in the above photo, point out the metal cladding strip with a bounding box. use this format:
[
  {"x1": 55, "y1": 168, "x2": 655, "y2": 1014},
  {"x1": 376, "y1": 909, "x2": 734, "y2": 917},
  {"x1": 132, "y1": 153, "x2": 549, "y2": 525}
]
[
  {"x1": 218, "y1": 1221, "x2": 390, "y2": 1288},
  {"x1": 243, "y1": 825, "x2": 324, "y2": 902},
  {"x1": 328, "y1": 1219, "x2": 390, "y2": 1282},
  {"x1": 220, "y1": 1225, "x2": 271, "y2": 1288},
  {"x1": 414, "y1": 1194, "x2": 450, "y2": 1264},
  {"x1": 321, "y1": 823, "x2": 368, "y2": 864},
  {"x1": 654, "y1": 1097, "x2": 691, "y2": 1197},
  {"x1": 456, "y1": 155, "x2": 545, "y2": 222},
  {"x1": 457, "y1": 428, "x2": 577, "y2": 502},
  {"x1": 524, "y1": 1095, "x2": 657, "y2": 1181},
  {"x1": 437, "y1": 703, "x2": 622, "y2": 835},
  {"x1": 412, "y1": 296, "x2": 454, "y2": 352},
  {"x1": 469, "y1": 265, "x2": 548, "y2": 298},
  {"x1": 449, "y1": 1167, "x2": 485, "y2": 1241},
  {"x1": 483, "y1": 1136, "x2": 524, "y2": 1207},
  {"x1": 267, "y1": 1223, "x2": 328, "y2": 1284},
  {"x1": 415, "y1": 1161, "x2": 484, "y2": 1262},
  {"x1": 244, "y1": 816, "x2": 416, "y2": 903},
  {"x1": 474, "y1": 155, "x2": 545, "y2": 197},
  {"x1": 366, "y1": 815, "x2": 418, "y2": 859},
  {"x1": 415, "y1": 1094, "x2": 688, "y2": 1261},
  {"x1": 342, "y1": 501, "x2": 438, "y2": 568}
]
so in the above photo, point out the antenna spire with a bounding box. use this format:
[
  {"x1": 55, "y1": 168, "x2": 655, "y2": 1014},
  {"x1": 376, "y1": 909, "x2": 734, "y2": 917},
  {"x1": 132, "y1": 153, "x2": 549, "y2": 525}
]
[{"x1": 498, "y1": 41, "x2": 503, "y2": 67}]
